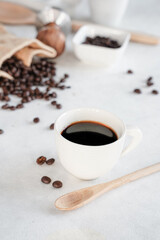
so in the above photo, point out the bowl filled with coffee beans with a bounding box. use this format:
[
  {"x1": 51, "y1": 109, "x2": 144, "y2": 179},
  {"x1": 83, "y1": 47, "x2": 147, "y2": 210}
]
[{"x1": 72, "y1": 25, "x2": 130, "y2": 67}]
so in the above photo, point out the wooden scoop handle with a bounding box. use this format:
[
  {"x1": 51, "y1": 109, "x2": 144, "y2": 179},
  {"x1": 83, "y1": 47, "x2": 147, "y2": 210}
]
[
  {"x1": 0, "y1": 2, "x2": 37, "y2": 25},
  {"x1": 99, "y1": 162, "x2": 160, "y2": 194},
  {"x1": 55, "y1": 163, "x2": 160, "y2": 210},
  {"x1": 71, "y1": 21, "x2": 160, "y2": 45},
  {"x1": 79, "y1": 162, "x2": 160, "y2": 203}
]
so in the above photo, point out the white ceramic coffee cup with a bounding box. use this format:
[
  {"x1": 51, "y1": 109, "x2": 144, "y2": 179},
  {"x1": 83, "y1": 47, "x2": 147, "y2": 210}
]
[
  {"x1": 88, "y1": 0, "x2": 129, "y2": 27},
  {"x1": 54, "y1": 108, "x2": 142, "y2": 180}
]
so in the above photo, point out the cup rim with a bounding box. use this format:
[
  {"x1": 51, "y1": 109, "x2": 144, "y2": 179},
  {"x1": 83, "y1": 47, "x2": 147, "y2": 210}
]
[{"x1": 54, "y1": 108, "x2": 126, "y2": 148}]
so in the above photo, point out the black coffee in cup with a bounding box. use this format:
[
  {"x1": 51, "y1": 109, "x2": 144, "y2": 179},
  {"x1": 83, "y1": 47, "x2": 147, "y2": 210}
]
[{"x1": 61, "y1": 121, "x2": 118, "y2": 146}]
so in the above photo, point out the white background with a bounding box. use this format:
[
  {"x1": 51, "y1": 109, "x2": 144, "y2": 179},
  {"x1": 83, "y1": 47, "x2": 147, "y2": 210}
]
[{"x1": 0, "y1": 0, "x2": 160, "y2": 239}]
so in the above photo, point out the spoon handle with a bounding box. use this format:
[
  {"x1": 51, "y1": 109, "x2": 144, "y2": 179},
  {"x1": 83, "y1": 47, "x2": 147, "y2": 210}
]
[{"x1": 92, "y1": 163, "x2": 160, "y2": 196}]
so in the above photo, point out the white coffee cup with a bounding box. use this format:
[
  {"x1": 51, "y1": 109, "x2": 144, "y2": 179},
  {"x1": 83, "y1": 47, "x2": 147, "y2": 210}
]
[
  {"x1": 54, "y1": 108, "x2": 142, "y2": 180},
  {"x1": 88, "y1": 0, "x2": 129, "y2": 27}
]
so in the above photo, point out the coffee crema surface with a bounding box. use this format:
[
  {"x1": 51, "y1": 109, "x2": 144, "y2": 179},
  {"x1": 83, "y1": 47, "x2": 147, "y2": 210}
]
[{"x1": 61, "y1": 121, "x2": 118, "y2": 146}]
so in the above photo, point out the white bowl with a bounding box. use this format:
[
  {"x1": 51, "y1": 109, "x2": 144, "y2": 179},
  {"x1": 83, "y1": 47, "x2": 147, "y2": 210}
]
[{"x1": 72, "y1": 25, "x2": 130, "y2": 67}]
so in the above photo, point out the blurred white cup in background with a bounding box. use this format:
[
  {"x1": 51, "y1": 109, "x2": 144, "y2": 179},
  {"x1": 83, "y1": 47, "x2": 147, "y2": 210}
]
[{"x1": 88, "y1": 0, "x2": 129, "y2": 27}]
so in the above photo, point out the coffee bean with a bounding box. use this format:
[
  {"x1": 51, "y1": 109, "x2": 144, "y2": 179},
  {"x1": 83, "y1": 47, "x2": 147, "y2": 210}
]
[
  {"x1": 147, "y1": 77, "x2": 153, "y2": 82},
  {"x1": 64, "y1": 74, "x2": 69, "y2": 78},
  {"x1": 9, "y1": 106, "x2": 16, "y2": 111},
  {"x1": 33, "y1": 117, "x2": 40, "y2": 123},
  {"x1": 60, "y1": 78, "x2": 66, "y2": 83},
  {"x1": 1, "y1": 104, "x2": 9, "y2": 109},
  {"x1": 36, "y1": 156, "x2": 46, "y2": 165},
  {"x1": 147, "y1": 82, "x2": 154, "y2": 86},
  {"x1": 51, "y1": 92, "x2": 57, "y2": 98},
  {"x1": 16, "y1": 103, "x2": 24, "y2": 109},
  {"x1": 152, "y1": 90, "x2": 159, "y2": 95},
  {"x1": 146, "y1": 76, "x2": 154, "y2": 86},
  {"x1": 51, "y1": 100, "x2": 57, "y2": 105},
  {"x1": 46, "y1": 87, "x2": 51, "y2": 92},
  {"x1": 46, "y1": 158, "x2": 55, "y2": 165},
  {"x1": 4, "y1": 96, "x2": 10, "y2": 102},
  {"x1": 59, "y1": 85, "x2": 65, "y2": 90},
  {"x1": 0, "y1": 129, "x2": 4, "y2": 134},
  {"x1": 41, "y1": 176, "x2": 51, "y2": 184},
  {"x1": 45, "y1": 96, "x2": 50, "y2": 101},
  {"x1": 50, "y1": 123, "x2": 54, "y2": 130},
  {"x1": 52, "y1": 180, "x2": 63, "y2": 188},
  {"x1": 127, "y1": 70, "x2": 133, "y2": 74},
  {"x1": 133, "y1": 89, "x2": 141, "y2": 94},
  {"x1": 56, "y1": 104, "x2": 62, "y2": 109}
]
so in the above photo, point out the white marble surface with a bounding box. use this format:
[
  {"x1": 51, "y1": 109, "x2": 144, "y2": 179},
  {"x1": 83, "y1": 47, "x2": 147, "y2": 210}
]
[{"x1": 1, "y1": 0, "x2": 160, "y2": 239}]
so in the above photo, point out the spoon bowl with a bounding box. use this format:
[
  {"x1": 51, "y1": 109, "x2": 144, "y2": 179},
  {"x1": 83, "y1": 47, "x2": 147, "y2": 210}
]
[{"x1": 55, "y1": 188, "x2": 93, "y2": 210}]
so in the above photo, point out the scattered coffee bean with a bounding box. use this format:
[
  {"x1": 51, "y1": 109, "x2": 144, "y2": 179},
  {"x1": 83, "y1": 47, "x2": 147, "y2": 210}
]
[
  {"x1": 36, "y1": 156, "x2": 46, "y2": 165},
  {"x1": 0, "y1": 129, "x2": 4, "y2": 134},
  {"x1": 16, "y1": 103, "x2": 24, "y2": 109},
  {"x1": 133, "y1": 89, "x2": 141, "y2": 94},
  {"x1": 0, "y1": 57, "x2": 70, "y2": 111},
  {"x1": 46, "y1": 158, "x2": 55, "y2": 165},
  {"x1": 83, "y1": 36, "x2": 121, "y2": 48},
  {"x1": 147, "y1": 77, "x2": 153, "y2": 82},
  {"x1": 50, "y1": 123, "x2": 54, "y2": 130},
  {"x1": 33, "y1": 117, "x2": 40, "y2": 123},
  {"x1": 147, "y1": 82, "x2": 154, "y2": 86},
  {"x1": 52, "y1": 180, "x2": 63, "y2": 188},
  {"x1": 56, "y1": 104, "x2": 62, "y2": 109},
  {"x1": 146, "y1": 76, "x2": 154, "y2": 87},
  {"x1": 41, "y1": 176, "x2": 51, "y2": 184},
  {"x1": 64, "y1": 74, "x2": 69, "y2": 78},
  {"x1": 9, "y1": 106, "x2": 16, "y2": 111},
  {"x1": 1, "y1": 103, "x2": 9, "y2": 109},
  {"x1": 152, "y1": 90, "x2": 159, "y2": 95},
  {"x1": 51, "y1": 92, "x2": 57, "y2": 98},
  {"x1": 127, "y1": 70, "x2": 133, "y2": 74},
  {"x1": 51, "y1": 100, "x2": 57, "y2": 105},
  {"x1": 59, "y1": 85, "x2": 65, "y2": 90},
  {"x1": 60, "y1": 78, "x2": 66, "y2": 83}
]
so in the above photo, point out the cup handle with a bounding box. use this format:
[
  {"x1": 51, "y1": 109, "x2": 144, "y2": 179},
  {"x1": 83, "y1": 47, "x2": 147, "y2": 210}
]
[{"x1": 121, "y1": 126, "x2": 142, "y2": 157}]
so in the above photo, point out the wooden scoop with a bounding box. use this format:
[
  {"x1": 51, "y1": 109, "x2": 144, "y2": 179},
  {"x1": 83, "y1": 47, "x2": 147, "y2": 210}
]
[
  {"x1": 0, "y1": 2, "x2": 37, "y2": 25},
  {"x1": 55, "y1": 162, "x2": 160, "y2": 211}
]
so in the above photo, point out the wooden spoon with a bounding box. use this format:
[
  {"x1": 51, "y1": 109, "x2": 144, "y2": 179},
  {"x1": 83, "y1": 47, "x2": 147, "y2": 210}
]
[
  {"x1": 0, "y1": 2, "x2": 37, "y2": 25},
  {"x1": 55, "y1": 162, "x2": 160, "y2": 211}
]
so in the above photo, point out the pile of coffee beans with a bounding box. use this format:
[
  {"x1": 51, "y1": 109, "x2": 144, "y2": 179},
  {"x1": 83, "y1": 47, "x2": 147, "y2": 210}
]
[
  {"x1": 36, "y1": 155, "x2": 62, "y2": 188},
  {"x1": 0, "y1": 56, "x2": 70, "y2": 111},
  {"x1": 83, "y1": 36, "x2": 121, "y2": 49}
]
